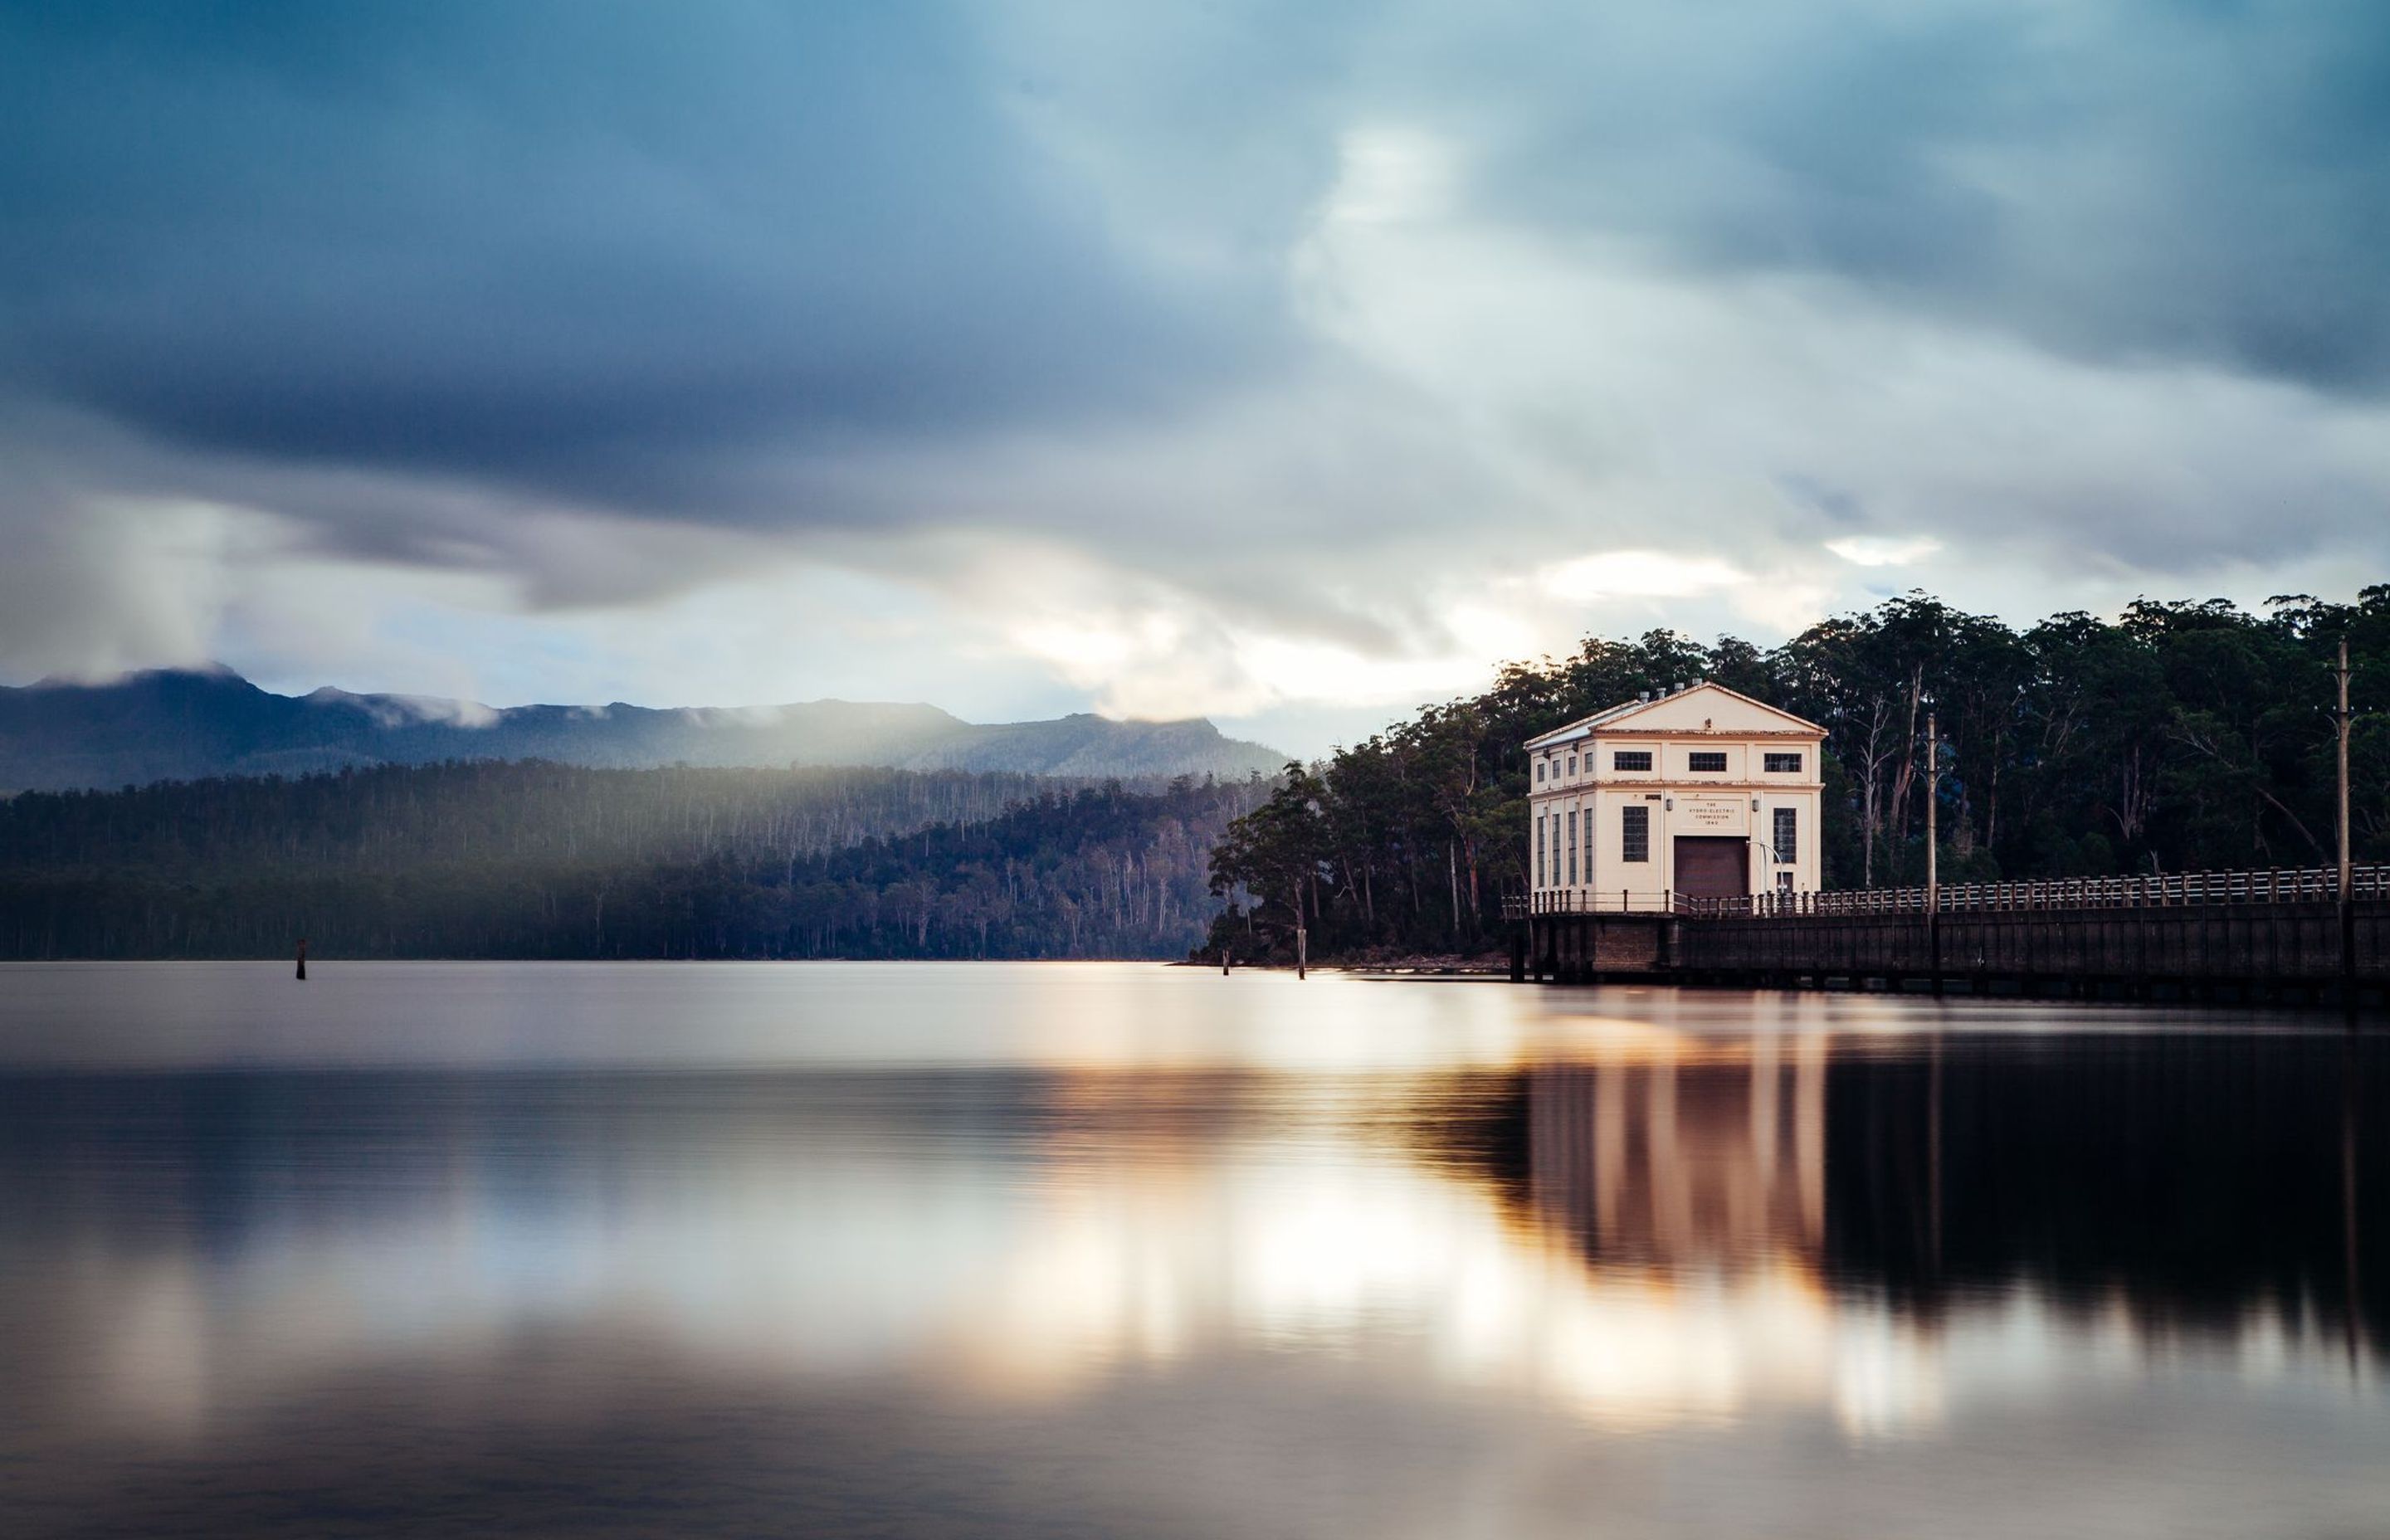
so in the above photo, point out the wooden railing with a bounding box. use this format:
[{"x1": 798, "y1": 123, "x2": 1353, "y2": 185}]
[
  {"x1": 1505, "y1": 864, "x2": 2390, "y2": 923},
  {"x1": 1506, "y1": 890, "x2": 1681, "y2": 918}
]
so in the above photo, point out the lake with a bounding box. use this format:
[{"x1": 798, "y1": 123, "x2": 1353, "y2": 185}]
[{"x1": 1, "y1": 961, "x2": 2383, "y2": 1538}]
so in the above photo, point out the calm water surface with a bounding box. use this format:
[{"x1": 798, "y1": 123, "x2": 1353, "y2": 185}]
[{"x1": 1, "y1": 961, "x2": 2383, "y2": 1538}]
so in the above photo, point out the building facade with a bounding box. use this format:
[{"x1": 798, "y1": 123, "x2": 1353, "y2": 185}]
[{"x1": 1525, "y1": 681, "x2": 1826, "y2": 908}]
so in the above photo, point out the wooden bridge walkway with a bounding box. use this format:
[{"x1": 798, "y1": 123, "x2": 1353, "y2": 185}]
[{"x1": 1505, "y1": 865, "x2": 2390, "y2": 1006}]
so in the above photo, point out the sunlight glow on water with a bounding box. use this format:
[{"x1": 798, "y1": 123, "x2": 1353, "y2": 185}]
[{"x1": 1, "y1": 962, "x2": 2383, "y2": 1538}]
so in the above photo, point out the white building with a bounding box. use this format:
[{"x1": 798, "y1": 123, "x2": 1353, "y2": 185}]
[{"x1": 1525, "y1": 681, "x2": 1826, "y2": 909}]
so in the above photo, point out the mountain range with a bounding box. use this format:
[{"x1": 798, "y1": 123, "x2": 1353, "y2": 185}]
[{"x1": 0, "y1": 668, "x2": 1288, "y2": 792}]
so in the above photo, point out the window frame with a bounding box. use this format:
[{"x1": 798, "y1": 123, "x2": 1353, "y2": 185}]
[
  {"x1": 1687, "y1": 751, "x2": 1729, "y2": 773},
  {"x1": 1612, "y1": 749, "x2": 1654, "y2": 772},
  {"x1": 1622, "y1": 803, "x2": 1649, "y2": 863},
  {"x1": 1773, "y1": 806, "x2": 1797, "y2": 865},
  {"x1": 1763, "y1": 752, "x2": 1803, "y2": 774}
]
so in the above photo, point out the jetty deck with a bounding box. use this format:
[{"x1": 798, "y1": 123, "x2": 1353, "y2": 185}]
[{"x1": 1506, "y1": 865, "x2": 2390, "y2": 1006}]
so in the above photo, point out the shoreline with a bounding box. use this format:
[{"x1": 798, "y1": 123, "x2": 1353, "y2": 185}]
[{"x1": 1170, "y1": 952, "x2": 1510, "y2": 977}]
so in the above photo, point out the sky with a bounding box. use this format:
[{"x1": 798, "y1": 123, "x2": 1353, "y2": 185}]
[{"x1": 2, "y1": 1, "x2": 2387, "y2": 758}]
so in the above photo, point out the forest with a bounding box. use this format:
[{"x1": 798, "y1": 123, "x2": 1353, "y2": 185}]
[
  {"x1": 0, "y1": 763, "x2": 1266, "y2": 959},
  {"x1": 5, "y1": 587, "x2": 2384, "y2": 963},
  {"x1": 1203, "y1": 587, "x2": 2390, "y2": 963}
]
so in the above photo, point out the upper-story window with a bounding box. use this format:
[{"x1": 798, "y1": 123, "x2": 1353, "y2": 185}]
[
  {"x1": 1534, "y1": 760, "x2": 1545, "y2": 782},
  {"x1": 1612, "y1": 750, "x2": 1653, "y2": 772},
  {"x1": 1621, "y1": 804, "x2": 1649, "y2": 862},
  {"x1": 1567, "y1": 754, "x2": 1578, "y2": 775},
  {"x1": 1687, "y1": 751, "x2": 1728, "y2": 772},
  {"x1": 1763, "y1": 752, "x2": 1803, "y2": 773}
]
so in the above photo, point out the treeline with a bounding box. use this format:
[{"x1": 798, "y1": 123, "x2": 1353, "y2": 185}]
[
  {"x1": 0, "y1": 760, "x2": 1080, "y2": 874},
  {"x1": 1205, "y1": 587, "x2": 2390, "y2": 962},
  {"x1": 0, "y1": 765, "x2": 1267, "y2": 959}
]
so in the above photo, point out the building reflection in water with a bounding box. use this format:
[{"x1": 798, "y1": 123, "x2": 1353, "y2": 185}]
[
  {"x1": 1469, "y1": 1022, "x2": 2384, "y2": 1382},
  {"x1": 1521, "y1": 1027, "x2": 1829, "y2": 1277},
  {"x1": 2, "y1": 999, "x2": 2384, "y2": 1533}
]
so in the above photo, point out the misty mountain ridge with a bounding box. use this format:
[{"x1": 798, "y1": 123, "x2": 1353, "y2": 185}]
[{"x1": 0, "y1": 666, "x2": 1287, "y2": 792}]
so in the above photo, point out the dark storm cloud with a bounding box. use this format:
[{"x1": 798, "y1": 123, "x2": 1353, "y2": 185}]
[
  {"x1": 5, "y1": 0, "x2": 2387, "y2": 523},
  {"x1": 1, "y1": 0, "x2": 2387, "y2": 704},
  {"x1": 0, "y1": 1, "x2": 1277, "y2": 514},
  {"x1": 1397, "y1": 0, "x2": 2390, "y2": 389}
]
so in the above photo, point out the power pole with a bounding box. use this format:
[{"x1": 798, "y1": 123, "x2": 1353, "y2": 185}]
[
  {"x1": 2339, "y1": 638, "x2": 2353, "y2": 902},
  {"x1": 2339, "y1": 639, "x2": 2354, "y2": 994},
  {"x1": 1926, "y1": 711, "x2": 1941, "y2": 992},
  {"x1": 1925, "y1": 711, "x2": 1939, "y2": 915},
  {"x1": 1293, "y1": 866, "x2": 1308, "y2": 981}
]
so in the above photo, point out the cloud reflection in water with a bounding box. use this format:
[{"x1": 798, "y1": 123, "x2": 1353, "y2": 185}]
[{"x1": 1, "y1": 963, "x2": 2383, "y2": 1538}]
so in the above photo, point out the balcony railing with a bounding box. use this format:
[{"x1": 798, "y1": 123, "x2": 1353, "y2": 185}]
[{"x1": 1501, "y1": 864, "x2": 2390, "y2": 923}]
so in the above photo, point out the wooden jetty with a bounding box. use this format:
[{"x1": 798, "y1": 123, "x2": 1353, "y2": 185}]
[{"x1": 1507, "y1": 865, "x2": 2390, "y2": 1006}]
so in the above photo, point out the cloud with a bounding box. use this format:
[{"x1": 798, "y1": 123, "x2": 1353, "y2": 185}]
[
  {"x1": 1539, "y1": 552, "x2": 1752, "y2": 602},
  {"x1": 1, "y1": 0, "x2": 2387, "y2": 753},
  {"x1": 1384, "y1": 0, "x2": 2390, "y2": 390},
  {"x1": 0, "y1": 497, "x2": 236, "y2": 683},
  {"x1": 334, "y1": 690, "x2": 500, "y2": 731},
  {"x1": 0, "y1": 2, "x2": 1274, "y2": 500},
  {"x1": 1827, "y1": 538, "x2": 1943, "y2": 569}
]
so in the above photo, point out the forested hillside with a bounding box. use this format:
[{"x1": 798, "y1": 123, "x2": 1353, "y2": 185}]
[
  {"x1": 0, "y1": 764, "x2": 1266, "y2": 959},
  {"x1": 1, "y1": 762, "x2": 1066, "y2": 874},
  {"x1": 1205, "y1": 588, "x2": 2390, "y2": 963}
]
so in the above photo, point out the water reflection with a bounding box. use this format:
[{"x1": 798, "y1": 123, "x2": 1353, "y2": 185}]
[
  {"x1": 1, "y1": 964, "x2": 2384, "y2": 1538},
  {"x1": 1454, "y1": 1031, "x2": 2388, "y2": 1348},
  {"x1": 1441, "y1": 1030, "x2": 2387, "y2": 1437}
]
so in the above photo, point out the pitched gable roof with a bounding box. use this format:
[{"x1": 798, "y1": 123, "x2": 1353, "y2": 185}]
[{"x1": 1524, "y1": 681, "x2": 1825, "y2": 748}]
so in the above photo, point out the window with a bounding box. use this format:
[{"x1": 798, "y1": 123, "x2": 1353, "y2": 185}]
[
  {"x1": 1763, "y1": 752, "x2": 1802, "y2": 773},
  {"x1": 1613, "y1": 750, "x2": 1653, "y2": 772},
  {"x1": 1534, "y1": 760, "x2": 1544, "y2": 782},
  {"x1": 1773, "y1": 807, "x2": 1797, "y2": 865},
  {"x1": 1622, "y1": 804, "x2": 1649, "y2": 863},
  {"x1": 1566, "y1": 810, "x2": 1578, "y2": 885},
  {"x1": 1688, "y1": 751, "x2": 1728, "y2": 772},
  {"x1": 1567, "y1": 754, "x2": 1578, "y2": 775},
  {"x1": 1535, "y1": 815, "x2": 1546, "y2": 886}
]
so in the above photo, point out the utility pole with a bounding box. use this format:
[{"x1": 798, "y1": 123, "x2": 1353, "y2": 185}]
[
  {"x1": 2339, "y1": 638, "x2": 2353, "y2": 903},
  {"x1": 2339, "y1": 639, "x2": 2354, "y2": 993},
  {"x1": 1926, "y1": 710, "x2": 1942, "y2": 993},
  {"x1": 1292, "y1": 865, "x2": 1308, "y2": 981},
  {"x1": 1925, "y1": 712, "x2": 1939, "y2": 915}
]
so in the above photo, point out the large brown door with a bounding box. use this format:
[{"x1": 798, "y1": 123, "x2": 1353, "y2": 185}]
[{"x1": 1673, "y1": 837, "x2": 1748, "y2": 901}]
